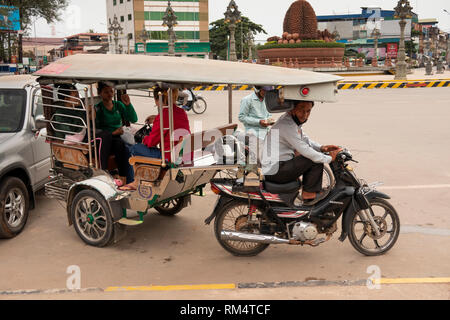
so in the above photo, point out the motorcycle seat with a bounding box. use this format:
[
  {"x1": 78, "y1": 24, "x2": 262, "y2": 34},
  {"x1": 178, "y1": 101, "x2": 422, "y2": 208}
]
[{"x1": 264, "y1": 180, "x2": 301, "y2": 194}]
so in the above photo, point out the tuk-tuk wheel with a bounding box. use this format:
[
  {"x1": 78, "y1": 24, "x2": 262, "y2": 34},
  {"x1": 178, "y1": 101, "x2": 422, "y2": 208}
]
[
  {"x1": 154, "y1": 196, "x2": 188, "y2": 216},
  {"x1": 70, "y1": 189, "x2": 114, "y2": 247}
]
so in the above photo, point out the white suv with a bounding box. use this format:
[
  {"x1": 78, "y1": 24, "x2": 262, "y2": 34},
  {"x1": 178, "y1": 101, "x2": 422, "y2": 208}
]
[{"x1": 0, "y1": 75, "x2": 51, "y2": 238}]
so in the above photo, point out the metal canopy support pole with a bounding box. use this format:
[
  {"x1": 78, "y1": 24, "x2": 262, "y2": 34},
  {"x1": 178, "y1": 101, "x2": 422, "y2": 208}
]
[
  {"x1": 84, "y1": 90, "x2": 93, "y2": 168},
  {"x1": 89, "y1": 85, "x2": 99, "y2": 169},
  {"x1": 168, "y1": 88, "x2": 175, "y2": 163},
  {"x1": 228, "y1": 85, "x2": 233, "y2": 124},
  {"x1": 158, "y1": 92, "x2": 166, "y2": 168}
]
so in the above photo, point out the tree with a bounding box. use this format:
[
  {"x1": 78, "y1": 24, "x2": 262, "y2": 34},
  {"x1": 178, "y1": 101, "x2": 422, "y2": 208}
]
[
  {"x1": 0, "y1": 0, "x2": 69, "y2": 62},
  {"x1": 209, "y1": 16, "x2": 266, "y2": 60}
]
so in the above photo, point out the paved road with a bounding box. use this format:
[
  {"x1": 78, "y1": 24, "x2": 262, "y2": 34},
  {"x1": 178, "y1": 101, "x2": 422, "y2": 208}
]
[{"x1": 1, "y1": 87, "x2": 449, "y2": 300}]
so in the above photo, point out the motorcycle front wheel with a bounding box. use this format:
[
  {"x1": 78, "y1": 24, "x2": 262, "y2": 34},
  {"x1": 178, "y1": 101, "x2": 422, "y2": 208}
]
[
  {"x1": 214, "y1": 200, "x2": 269, "y2": 257},
  {"x1": 348, "y1": 198, "x2": 400, "y2": 256},
  {"x1": 192, "y1": 97, "x2": 207, "y2": 114}
]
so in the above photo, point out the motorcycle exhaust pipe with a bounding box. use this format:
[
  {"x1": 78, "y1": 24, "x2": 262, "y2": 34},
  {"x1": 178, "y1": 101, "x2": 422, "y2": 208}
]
[{"x1": 221, "y1": 230, "x2": 290, "y2": 244}]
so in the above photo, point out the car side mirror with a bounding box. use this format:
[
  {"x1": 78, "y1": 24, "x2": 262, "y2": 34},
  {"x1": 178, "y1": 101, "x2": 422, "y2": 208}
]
[{"x1": 34, "y1": 114, "x2": 47, "y2": 131}]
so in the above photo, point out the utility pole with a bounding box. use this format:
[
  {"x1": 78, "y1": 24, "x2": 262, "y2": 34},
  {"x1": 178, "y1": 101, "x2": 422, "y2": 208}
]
[{"x1": 18, "y1": 6, "x2": 23, "y2": 64}]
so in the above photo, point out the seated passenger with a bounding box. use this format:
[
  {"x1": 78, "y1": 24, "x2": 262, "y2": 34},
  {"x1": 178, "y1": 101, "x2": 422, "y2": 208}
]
[
  {"x1": 52, "y1": 84, "x2": 114, "y2": 172},
  {"x1": 121, "y1": 87, "x2": 191, "y2": 190},
  {"x1": 95, "y1": 82, "x2": 138, "y2": 184},
  {"x1": 53, "y1": 84, "x2": 86, "y2": 140},
  {"x1": 130, "y1": 86, "x2": 191, "y2": 162}
]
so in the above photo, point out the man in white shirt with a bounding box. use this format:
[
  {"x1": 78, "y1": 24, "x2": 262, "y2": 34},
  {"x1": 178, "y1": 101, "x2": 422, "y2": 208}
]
[
  {"x1": 238, "y1": 86, "x2": 275, "y2": 140},
  {"x1": 261, "y1": 101, "x2": 341, "y2": 205}
]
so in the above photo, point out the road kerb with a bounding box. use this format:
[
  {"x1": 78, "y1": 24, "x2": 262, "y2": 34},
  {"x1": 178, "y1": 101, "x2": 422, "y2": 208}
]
[{"x1": 2, "y1": 277, "x2": 449, "y2": 296}]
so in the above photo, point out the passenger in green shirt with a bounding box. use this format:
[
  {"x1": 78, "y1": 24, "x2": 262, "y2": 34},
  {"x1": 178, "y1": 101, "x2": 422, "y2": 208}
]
[
  {"x1": 95, "y1": 83, "x2": 138, "y2": 135},
  {"x1": 94, "y1": 82, "x2": 138, "y2": 184}
]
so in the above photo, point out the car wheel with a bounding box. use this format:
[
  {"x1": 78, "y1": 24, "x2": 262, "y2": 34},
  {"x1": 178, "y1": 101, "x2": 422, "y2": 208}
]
[{"x1": 0, "y1": 177, "x2": 30, "y2": 238}]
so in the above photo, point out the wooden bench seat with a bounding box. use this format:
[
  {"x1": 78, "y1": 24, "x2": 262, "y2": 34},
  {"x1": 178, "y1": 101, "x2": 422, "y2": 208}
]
[{"x1": 129, "y1": 156, "x2": 162, "y2": 166}]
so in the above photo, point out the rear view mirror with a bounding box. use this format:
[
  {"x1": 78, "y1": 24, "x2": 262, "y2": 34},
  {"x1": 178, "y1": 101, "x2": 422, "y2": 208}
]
[
  {"x1": 264, "y1": 89, "x2": 295, "y2": 113},
  {"x1": 35, "y1": 114, "x2": 47, "y2": 130}
]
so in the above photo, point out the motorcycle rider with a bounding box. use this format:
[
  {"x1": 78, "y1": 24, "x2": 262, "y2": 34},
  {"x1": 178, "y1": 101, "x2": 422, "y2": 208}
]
[
  {"x1": 179, "y1": 88, "x2": 190, "y2": 110},
  {"x1": 261, "y1": 100, "x2": 341, "y2": 205}
]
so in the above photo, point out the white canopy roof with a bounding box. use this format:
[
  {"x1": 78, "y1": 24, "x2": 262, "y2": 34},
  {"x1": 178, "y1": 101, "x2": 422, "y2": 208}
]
[{"x1": 34, "y1": 54, "x2": 342, "y2": 87}]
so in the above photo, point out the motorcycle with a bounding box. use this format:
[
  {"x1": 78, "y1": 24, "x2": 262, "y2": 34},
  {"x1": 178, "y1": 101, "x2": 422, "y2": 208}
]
[
  {"x1": 177, "y1": 88, "x2": 207, "y2": 114},
  {"x1": 205, "y1": 149, "x2": 400, "y2": 257}
]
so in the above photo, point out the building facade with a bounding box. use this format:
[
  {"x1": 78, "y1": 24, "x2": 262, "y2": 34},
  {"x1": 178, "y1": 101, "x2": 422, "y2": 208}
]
[
  {"x1": 22, "y1": 37, "x2": 64, "y2": 65},
  {"x1": 105, "y1": 0, "x2": 210, "y2": 57},
  {"x1": 64, "y1": 33, "x2": 109, "y2": 56},
  {"x1": 317, "y1": 6, "x2": 418, "y2": 59}
]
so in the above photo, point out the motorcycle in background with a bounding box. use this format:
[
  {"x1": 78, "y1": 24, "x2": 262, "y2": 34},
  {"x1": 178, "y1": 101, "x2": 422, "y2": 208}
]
[{"x1": 177, "y1": 88, "x2": 207, "y2": 114}]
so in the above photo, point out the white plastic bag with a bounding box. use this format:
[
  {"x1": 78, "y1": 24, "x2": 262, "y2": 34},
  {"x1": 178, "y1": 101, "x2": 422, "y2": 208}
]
[
  {"x1": 64, "y1": 128, "x2": 86, "y2": 145},
  {"x1": 120, "y1": 126, "x2": 136, "y2": 145}
]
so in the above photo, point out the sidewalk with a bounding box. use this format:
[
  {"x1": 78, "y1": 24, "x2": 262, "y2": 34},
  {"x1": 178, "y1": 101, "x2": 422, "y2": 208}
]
[{"x1": 337, "y1": 67, "x2": 450, "y2": 82}]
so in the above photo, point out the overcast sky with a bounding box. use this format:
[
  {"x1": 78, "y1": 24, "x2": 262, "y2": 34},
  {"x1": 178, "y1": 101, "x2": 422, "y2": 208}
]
[{"x1": 34, "y1": 0, "x2": 450, "y2": 41}]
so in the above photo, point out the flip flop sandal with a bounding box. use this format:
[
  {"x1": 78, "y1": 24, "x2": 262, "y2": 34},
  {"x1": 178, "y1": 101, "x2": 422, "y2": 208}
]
[
  {"x1": 114, "y1": 179, "x2": 124, "y2": 187},
  {"x1": 119, "y1": 184, "x2": 137, "y2": 191}
]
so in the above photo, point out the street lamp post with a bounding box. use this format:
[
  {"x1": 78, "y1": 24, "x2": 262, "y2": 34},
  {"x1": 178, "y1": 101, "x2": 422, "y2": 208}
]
[
  {"x1": 436, "y1": 34, "x2": 444, "y2": 74},
  {"x1": 162, "y1": 1, "x2": 178, "y2": 56},
  {"x1": 224, "y1": 0, "x2": 242, "y2": 62},
  {"x1": 447, "y1": 34, "x2": 450, "y2": 67},
  {"x1": 139, "y1": 24, "x2": 150, "y2": 54},
  {"x1": 332, "y1": 27, "x2": 341, "y2": 42},
  {"x1": 394, "y1": 0, "x2": 413, "y2": 80},
  {"x1": 108, "y1": 14, "x2": 123, "y2": 54},
  {"x1": 425, "y1": 37, "x2": 433, "y2": 75},
  {"x1": 430, "y1": 27, "x2": 438, "y2": 59},
  {"x1": 371, "y1": 28, "x2": 381, "y2": 67}
]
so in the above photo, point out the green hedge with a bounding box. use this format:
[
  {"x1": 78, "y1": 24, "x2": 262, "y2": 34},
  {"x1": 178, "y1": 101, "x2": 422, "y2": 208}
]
[{"x1": 258, "y1": 41, "x2": 346, "y2": 50}]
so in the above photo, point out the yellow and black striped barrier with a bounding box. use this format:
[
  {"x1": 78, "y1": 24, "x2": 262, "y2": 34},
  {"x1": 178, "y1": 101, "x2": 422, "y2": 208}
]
[
  {"x1": 193, "y1": 84, "x2": 252, "y2": 91},
  {"x1": 192, "y1": 80, "x2": 450, "y2": 91},
  {"x1": 338, "y1": 80, "x2": 450, "y2": 90}
]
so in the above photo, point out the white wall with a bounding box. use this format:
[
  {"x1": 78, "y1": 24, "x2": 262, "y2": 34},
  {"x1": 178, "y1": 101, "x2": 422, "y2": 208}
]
[
  {"x1": 318, "y1": 21, "x2": 354, "y2": 40},
  {"x1": 105, "y1": 0, "x2": 136, "y2": 53},
  {"x1": 380, "y1": 19, "x2": 412, "y2": 40}
]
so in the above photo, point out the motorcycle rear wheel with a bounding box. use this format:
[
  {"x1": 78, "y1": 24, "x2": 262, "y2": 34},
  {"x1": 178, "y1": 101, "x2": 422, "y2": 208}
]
[
  {"x1": 214, "y1": 200, "x2": 269, "y2": 257},
  {"x1": 348, "y1": 198, "x2": 400, "y2": 256}
]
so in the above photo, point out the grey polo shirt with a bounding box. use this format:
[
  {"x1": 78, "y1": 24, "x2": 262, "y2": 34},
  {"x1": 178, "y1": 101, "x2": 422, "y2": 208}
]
[{"x1": 261, "y1": 112, "x2": 332, "y2": 175}]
